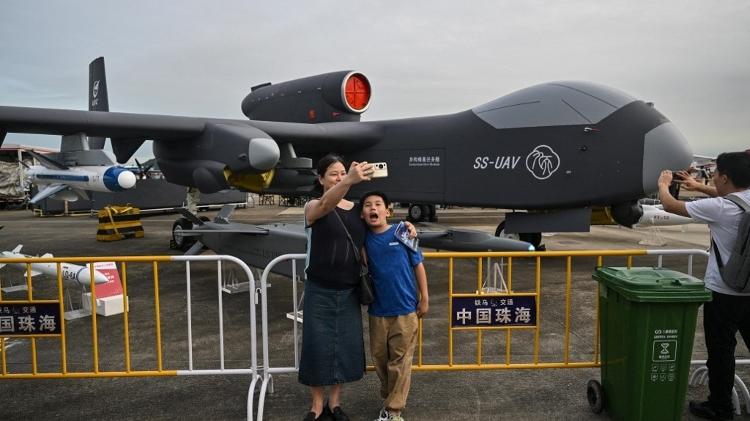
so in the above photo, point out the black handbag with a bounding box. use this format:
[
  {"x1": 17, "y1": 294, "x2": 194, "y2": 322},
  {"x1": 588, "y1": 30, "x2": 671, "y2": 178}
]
[{"x1": 333, "y1": 209, "x2": 375, "y2": 305}]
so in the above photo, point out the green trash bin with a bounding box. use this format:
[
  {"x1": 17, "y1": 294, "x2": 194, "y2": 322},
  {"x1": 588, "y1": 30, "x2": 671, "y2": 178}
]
[{"x1": 588, "y1": 267, "x2": 712, "y2": 421}]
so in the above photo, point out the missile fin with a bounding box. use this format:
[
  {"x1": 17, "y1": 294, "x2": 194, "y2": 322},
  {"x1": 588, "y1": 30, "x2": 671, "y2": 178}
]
[
  {"x1": 27, "y1": 150, "x2": 68, "y2": 170},
  {"x1": 29, "y1": 184, "x2": 68, "y2": 204},
  {"x1": 184, "y1": 241, "x2": 205, "y2": 256},
  {"x1": 72, "y1": 187, "x2": 90, "y2": 201}
]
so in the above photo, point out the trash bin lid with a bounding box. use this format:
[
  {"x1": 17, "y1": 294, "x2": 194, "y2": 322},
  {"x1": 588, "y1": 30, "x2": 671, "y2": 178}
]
[{"x1": 593, "y1": 267, "x2": 712, "y2": 302}]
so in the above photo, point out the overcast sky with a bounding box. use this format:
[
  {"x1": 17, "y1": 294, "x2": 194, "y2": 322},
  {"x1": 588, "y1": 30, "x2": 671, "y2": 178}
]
[{"x1": 1, "y1": 0, "x2": 748, "y2": 159}]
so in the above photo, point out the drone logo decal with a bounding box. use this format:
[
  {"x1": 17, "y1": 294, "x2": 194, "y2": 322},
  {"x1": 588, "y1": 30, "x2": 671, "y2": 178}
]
[
  {"x1": 92, "y1": 80, "x2": 99, "y2": 98},
  {"x1": 525, "y1": 145, "x2": 560, "y2": 180}
]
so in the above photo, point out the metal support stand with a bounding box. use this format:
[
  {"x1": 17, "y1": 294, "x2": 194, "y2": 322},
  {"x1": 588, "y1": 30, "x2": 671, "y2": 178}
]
[
  {"x1": 481, "y1": 256, "x2": 509, "y2": 293},
  {"x1": 0, "y1": 274, "x2": 28, "y2": 294},
  {"x1": 221, "y1": 266, "x2": 251, "y2": 294},
  {"x1": 286, "y1": 274, "x2": 304, "y2": 323},
  {"x1": 64, "y1": 284, "x2": 91, "y2": 321},
  {"x1": 638, "y1": 227, "x2": 667, "y2": 247}
]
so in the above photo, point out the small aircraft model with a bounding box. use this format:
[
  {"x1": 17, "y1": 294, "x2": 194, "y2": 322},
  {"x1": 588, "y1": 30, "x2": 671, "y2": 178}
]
[
  {"x1": 15, "y1": 57, "x2": 136, "y2": 205},
  {"x1": 0, "y1": 58, "x2": 693, "y2": 252},
  {"x1": 0, "y1": 245, "x2": 109, "y2": 286},
  {"x1": 590, "y1": 202, "x2": 696, "y2": 228},
  {"x1": 635, "y1": 204, "x2": 695, "y2": 227},
  {"x1": 25, "y1": 150, "x2": 136, "y2": 204},
  {"x1": 171, "y1": 205, "x2": 535, "y2": 277}
]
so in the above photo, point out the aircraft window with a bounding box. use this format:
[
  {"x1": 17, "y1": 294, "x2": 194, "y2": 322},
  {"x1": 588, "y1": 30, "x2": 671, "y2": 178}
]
[{"x1": 472, "y1": 81, "x2": 636, "y2": 129}]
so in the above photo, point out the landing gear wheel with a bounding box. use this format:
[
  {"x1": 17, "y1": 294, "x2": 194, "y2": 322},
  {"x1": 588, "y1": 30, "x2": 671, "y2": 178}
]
[
  {"x1": 427, "y1": 204, "x2": 438, "y2": 222},
  {"x1": 519, "y1": 232, "x2": 544, "y2": 251},
  {"x1": 172, "y1": 218, "x2": 196, "y2": 251},
  {"x1": 495, "y1": 221, "x2": 519, "y2": 240},
  {"x1": 407, "y1": 204, "x2": 426, "y2": 223},
  {"x1": 494, "y1": 221, "x2": 545, "y2": 251},
  {"x1": 586, "y1": 379, "x2": 604, "y2": 414}
]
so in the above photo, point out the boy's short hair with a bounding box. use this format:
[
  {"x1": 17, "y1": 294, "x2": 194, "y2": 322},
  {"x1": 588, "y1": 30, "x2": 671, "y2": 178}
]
[
  {"x1": 360, "y1": 190, "x2": 390, "y2": 207},
  {"x1": 716, "y1": 151, "x2": 750, "y2": 188}
]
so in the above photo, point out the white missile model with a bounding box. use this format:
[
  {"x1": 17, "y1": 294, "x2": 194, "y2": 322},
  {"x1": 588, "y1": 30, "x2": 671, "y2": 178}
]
[
  {"x1": 635, "y1": 204, "x2": 696, "y2": 227},
  {"x1": 25, "y1": 150, "x2": 136, "y2": 204},
  {"x1": 27, "y1": 165, "x2": 136, "y2": 204},
  {"x1": 0, "y1": 245, "x2": 109, "y2": 286}
]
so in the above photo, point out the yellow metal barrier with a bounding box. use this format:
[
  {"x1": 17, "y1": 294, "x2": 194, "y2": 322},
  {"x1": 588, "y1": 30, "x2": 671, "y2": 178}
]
[
  {"x1": 246, "y1": 249, "x2": 709, "y2": 420},
  {"x1": 0, "y1": 255, "x2": 258, "y2": 380},
  {"x1": 411, "y1": 249, "x2": 660, "y2": 371},
  {"x1": 0, "y1": 256, "x2": 175, "y2": 379}
]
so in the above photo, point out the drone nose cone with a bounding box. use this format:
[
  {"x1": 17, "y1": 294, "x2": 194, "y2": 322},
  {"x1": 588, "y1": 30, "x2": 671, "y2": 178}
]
[
  {"x1": 118, "y1": 170, "x2": 137, "y2": 189},
  {"x1": 641, "y1": 122, "x2": 693, "y2": 194},
  {"x1": 103, "y1": 167, "x2": 137, "y2": 191}
]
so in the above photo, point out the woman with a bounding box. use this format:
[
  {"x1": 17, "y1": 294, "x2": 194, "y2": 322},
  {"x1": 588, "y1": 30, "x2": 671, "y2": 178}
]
[{"x1": 299, "y1": 154, "x2": 376, "y2": 421}]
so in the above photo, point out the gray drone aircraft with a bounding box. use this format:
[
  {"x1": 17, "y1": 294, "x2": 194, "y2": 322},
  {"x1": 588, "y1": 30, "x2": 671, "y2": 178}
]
[{"x1": 0, "y1": 60, "x2": 693, "y2": 255}]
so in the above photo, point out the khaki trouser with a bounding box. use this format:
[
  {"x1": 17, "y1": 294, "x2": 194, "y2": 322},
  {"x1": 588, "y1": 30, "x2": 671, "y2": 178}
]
[{"x1": 369, "y1": 312, "x2": 419, "y2": 412}]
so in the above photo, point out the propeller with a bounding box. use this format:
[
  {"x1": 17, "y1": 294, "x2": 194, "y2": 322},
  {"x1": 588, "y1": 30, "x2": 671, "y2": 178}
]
[{"x1": 135, "y1": 159, "x2": 154, "y2": 179}]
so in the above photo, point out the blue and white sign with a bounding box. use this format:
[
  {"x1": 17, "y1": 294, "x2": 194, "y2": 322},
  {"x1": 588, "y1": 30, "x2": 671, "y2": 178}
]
[
  {"x1": 452, "y1": 296, "x2": 537, "y2": 328},
  {"x1": 0, "y1": 303, "x2": 62, "y2": 336}
]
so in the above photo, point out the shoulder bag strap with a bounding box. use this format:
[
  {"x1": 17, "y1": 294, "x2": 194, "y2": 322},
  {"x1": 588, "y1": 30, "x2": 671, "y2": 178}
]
[
  {"x1": 725, "y1": 194, "x2": 750, "y2": 212},
  {"x1": 332, "y1": 208, "x2": 363, "y2": 265},
  {"x1": 711, "y1": 194, "x2": 749, "y2": 268},
  {"x1": 712, "y1": 236, "x2": 724, "y2": 269}
]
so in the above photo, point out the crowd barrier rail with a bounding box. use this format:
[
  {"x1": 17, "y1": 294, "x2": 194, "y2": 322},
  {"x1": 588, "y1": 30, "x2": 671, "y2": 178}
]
[
  {"x1": 6, "y1": 249, "x2": 750, "y2": 420},
  {"x1": 252, "y1": 249, "x2": 718, "y2": 420},
  {"x1": 0, "y1": 254, "x2": 261, "y2": 419}
]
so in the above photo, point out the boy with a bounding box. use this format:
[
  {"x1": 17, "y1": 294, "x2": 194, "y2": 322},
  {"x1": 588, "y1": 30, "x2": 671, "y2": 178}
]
[{"x1": 361, "y1": 191, "x2": 429, "y2": 421}]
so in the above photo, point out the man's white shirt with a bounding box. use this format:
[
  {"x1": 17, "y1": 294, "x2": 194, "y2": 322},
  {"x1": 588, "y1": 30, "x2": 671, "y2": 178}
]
[{"x1": 686, "y1": 189, "x2": 750, "y2": 295}]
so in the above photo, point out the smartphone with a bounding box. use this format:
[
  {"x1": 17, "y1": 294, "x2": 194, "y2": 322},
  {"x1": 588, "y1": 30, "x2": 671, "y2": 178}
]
[
  {"x1": 371, "y1": 162, "x2": 388, "y2": 178},
  {"x1": 395, "y1": 221, "x2": 419, "y2": 251}
]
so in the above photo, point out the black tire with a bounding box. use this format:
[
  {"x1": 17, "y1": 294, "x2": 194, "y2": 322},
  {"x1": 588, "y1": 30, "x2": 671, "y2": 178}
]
[
  {"x1": 427, "y1": 205, "x2": 438, "y2": 222},
  {"x1": 172, "y1": 218, "x2": 195, "y2": 251},
  {"x1": 495, "y1": 221, "x2": 544, "y2": 250},
  {"x1": 407, "y1": 204, "x2": 425, "y2": 223},
  {"x1": 519, "y1": 232, "x2": 544, "y2": 250},
  {"x1": 587, "y1": 379, "x2": 604, "y2": 414},
  {"x1": 494, "y1": 221, "x2": 519, "y2": 240}
]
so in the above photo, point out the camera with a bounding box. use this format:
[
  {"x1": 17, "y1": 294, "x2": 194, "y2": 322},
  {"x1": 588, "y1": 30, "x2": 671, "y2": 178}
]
[{"x1": 371, "y1": 162, "x2": 388, "y2": 178}]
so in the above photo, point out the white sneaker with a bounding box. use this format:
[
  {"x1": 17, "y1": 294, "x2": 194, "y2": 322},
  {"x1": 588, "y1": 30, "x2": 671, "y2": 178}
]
[{"x1": 374, "y1": 408, "x2": 390, "y2": 421}]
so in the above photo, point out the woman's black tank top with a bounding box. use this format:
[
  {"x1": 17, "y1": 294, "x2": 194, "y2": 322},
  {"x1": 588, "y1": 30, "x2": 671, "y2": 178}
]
[{"x1": 305, "y1": 205, "x2": 365, "y2": 289}]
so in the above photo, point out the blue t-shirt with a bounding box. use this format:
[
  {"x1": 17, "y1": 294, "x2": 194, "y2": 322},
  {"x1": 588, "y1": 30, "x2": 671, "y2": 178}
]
[{"x1": 365, "y1": 224, "x2": 424, "y2": 317}]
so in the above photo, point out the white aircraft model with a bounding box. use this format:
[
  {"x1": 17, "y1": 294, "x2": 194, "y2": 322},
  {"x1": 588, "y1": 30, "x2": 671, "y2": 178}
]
[
  {"x1": 634, "y1": 204, "x2": 696, "y2": 227},
  {"x1": 25, "y1": 150, "x2": 136, "y2": 204},
  {"x1": 0, "y1": 245, "x2": 108, "y2": 286}
]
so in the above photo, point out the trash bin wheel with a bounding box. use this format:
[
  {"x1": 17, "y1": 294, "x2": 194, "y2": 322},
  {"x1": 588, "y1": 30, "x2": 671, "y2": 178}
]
[{"x1": 586, "y1": 379, "x2": 604, "y2": 414}]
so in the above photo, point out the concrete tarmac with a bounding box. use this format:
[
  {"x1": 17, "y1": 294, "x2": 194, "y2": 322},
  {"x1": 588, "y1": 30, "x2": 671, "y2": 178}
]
[{"x1": 1, "y1": 204, "x2": 750, "y2": 420}]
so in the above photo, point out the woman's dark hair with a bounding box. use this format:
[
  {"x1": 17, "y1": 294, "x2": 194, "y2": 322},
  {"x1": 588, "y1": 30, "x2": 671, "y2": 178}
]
[
  {"x1": 312, "y1": 153, "x2": 347, "y2": 195},
  {"x1": 716, "y1": 151, "x2": 750, "y2": 188}
]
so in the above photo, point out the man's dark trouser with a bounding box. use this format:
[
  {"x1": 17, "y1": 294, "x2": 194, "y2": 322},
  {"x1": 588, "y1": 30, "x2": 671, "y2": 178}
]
[{"x1": 704, "y1": 291, "x2": 750, "y2": 412}]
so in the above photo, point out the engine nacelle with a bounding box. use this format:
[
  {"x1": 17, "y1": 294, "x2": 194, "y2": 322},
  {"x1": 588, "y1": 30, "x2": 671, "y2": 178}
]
[
  {"x1": 154, "y1": 123, "x2": 280, "y2": 193},
  {"x1": 609, "y1": 201, "x2": 644, "y2": 228},
  {"x1": 241, "y1": 71, "x2": 371, "y2": 124}
]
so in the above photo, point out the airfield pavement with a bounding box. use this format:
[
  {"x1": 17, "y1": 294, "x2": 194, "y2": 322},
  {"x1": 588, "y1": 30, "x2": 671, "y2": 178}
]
[{"x1": 1, "y1": 203, "x2": 750, "y2": 420}]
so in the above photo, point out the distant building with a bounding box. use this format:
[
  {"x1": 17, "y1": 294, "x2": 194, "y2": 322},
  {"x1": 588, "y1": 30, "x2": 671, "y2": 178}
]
[{"x1": 0, "y1": 144, "x2": 57, "y2": 208}]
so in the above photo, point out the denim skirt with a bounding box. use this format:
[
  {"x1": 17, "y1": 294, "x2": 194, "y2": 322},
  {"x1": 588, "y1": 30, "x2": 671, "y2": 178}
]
[{"x1": 298, "y1": 279, "x2": 365, "y2": 386}]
